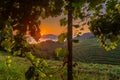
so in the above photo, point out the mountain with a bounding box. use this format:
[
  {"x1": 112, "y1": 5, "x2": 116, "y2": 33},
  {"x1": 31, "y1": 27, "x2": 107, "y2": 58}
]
[
  {"x1": 26, "y1": 33, "x2": 95, "y2": 44},
  {"x1": 39, "y1": 34, "x2": 58, "y2": 42},
  {"x1": 73, "y1": 32, "x2": 95, "y2": 41},
  {"x1": 25, "y1": 34, "x2": 58, "y2": 44},
  {"x1": 41, "y1": 34, "x2": 57, "y2": 39},
  {"x1": 80, "y1": 32, "x2": 95, "y2": 40}
]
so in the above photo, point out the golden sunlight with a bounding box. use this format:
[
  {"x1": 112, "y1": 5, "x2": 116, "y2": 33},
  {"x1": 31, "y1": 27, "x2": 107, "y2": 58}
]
[{"x1": 41, "y1": 33, "x2": 44, "y2": 36}]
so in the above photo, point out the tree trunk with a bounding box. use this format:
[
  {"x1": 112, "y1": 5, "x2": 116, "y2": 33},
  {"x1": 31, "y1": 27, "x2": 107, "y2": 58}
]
[{"x1": 67, "y1": 0, "x2": 73, "y2": 80}]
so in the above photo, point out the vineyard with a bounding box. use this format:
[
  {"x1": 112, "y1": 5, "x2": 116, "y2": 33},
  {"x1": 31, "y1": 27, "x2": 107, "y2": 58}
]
[{"x1": 73, "y1": 38, "x2": 120, "y2": 65}]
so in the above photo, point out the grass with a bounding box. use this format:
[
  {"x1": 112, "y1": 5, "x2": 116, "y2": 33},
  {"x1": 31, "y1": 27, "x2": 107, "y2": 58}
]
[
  {"x1": 1, "y1": 51, "x2": 120, "y2": 80},
  {"x1": 0, "y1": 51, "x2": 30, "y2": 80}
]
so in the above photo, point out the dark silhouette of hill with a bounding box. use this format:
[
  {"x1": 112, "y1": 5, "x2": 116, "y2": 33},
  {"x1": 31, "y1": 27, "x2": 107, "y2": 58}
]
[
  {"x1": 41, "y1": 34, "x2": 57, "y2": 39},
  {"x1": 30, "y1": 40, "x2": 66, "y2": 60}
]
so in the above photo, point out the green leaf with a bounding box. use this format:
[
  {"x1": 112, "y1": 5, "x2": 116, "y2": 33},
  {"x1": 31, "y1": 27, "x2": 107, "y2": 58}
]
[
  {"x1": 39, "y1": 71, "x2": 46, "y2": 78},
  {"x1": 1, "y1": 38, "x2": 15, "y2": 52},
  {"x1": 40, "y1": 11, "x2": 46, "y2": 19},
  {"x1": 41, "y1": 60, "x2": 48, "y2": 67},
  {"x1": 110, "y1": 45, "x2": 116, "y2": 49},
  {"x1": 58, "y1": 33, "x2": 67, "y2": 43},
  {"x1": 72, "y1": 0, "x2": 85, "y2": 8},
  {"x1": 13, "y1": 50, "x2": 21, "y2": 56},
  {"x1": 60, "y1": 18, "x2": 67, "y2": 26},
  {"x1": 25, "y1": 52, "x2": 35, "y2": 61},
  {"x1": 63, "y1": 10, "x2": 68, "y2": 15},
  {"x1": 55, "y1": 48, "x2": 68, "y2": 57}
]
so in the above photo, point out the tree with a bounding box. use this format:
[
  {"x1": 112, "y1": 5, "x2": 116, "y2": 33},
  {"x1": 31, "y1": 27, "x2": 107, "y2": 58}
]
[
  {"x1": 67, "y1": 0, "x2": 73, "y2": 79},
  {"x1": 0, "y1": 0, "x2": 65, "y2": 55},
  {"x1": 62, "y1": 0, "x2": 106, "y2": 80}
]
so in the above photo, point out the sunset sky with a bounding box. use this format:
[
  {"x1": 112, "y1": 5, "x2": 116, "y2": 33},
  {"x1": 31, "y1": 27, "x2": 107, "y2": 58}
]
[
  {"x1": 40, "y1": 16, "x2": 66, "y2": 35},
  {"x1": 40, "y1": 16, "x2": 90, "y2": 36}
]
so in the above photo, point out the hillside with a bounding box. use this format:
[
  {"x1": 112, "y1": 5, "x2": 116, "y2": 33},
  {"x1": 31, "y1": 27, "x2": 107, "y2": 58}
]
[
  {"x1": 29, "y1": 38, "x2": 120, "y2": 65},
  {"x1": 73, "y1": 38, "x2": 120, "y2": 65},
  {"x1": 30, "y1": 40, "x2": 66, "y2": 60}
]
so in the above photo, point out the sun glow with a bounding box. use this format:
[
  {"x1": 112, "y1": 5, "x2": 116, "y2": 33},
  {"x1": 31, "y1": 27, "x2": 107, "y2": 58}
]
[{"x1": 41, "y1": 33, "x2": 44, "y2": 36}]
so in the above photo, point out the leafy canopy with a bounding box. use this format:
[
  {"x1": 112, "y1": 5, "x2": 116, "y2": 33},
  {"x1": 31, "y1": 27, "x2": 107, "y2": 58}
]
[
  {"x1": 89, "y1": 0, "x2": 120, "y2": 50},
  {"x1": 0, "y1": 0, "x2": 65, "y2": 55}
]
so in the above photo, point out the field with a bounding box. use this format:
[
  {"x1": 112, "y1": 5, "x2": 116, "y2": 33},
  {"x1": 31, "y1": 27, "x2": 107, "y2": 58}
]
[{"x1": 1, "y1": 50, "x2": 120, "y2": 80}]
